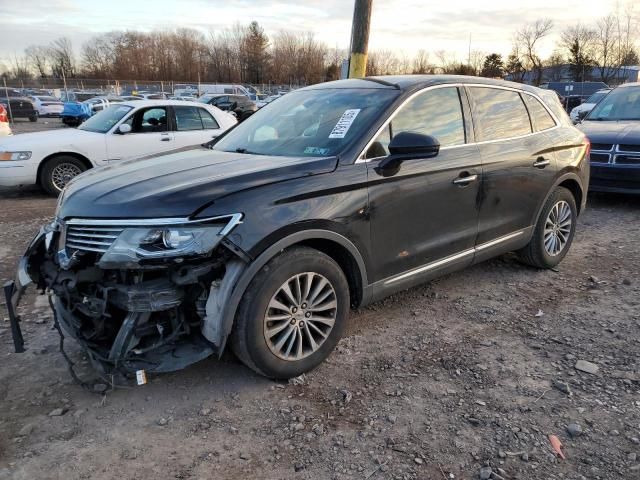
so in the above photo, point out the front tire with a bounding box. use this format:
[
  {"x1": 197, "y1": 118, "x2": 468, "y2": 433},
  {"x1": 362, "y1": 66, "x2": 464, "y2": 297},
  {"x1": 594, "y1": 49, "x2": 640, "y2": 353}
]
[
  {"x1": 231, "y1": 247, "x2": 350, "y2": 379},
  {"x1": 518, "y1": 186, "x2": 577, "y2": 268},
  {"x1": 40, "y1": 156, "x2": 87, "y2": 196},
  {"x1": 29, "y1": 114, "x2": 38, "y2": 122}
]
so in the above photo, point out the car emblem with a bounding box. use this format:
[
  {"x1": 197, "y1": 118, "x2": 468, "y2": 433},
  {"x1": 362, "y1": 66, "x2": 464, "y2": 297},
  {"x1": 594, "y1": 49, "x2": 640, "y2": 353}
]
[{"x1": 19, "y1": 102, "x2": 23, "y2": 107}]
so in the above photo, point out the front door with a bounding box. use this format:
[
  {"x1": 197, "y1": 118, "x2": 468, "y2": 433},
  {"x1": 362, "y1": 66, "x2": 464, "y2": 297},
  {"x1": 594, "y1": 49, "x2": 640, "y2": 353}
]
[
  {"x1": 106, "y1": 106, "x2": 174, "y2": 162},
  {"x1": 366, "y1": 86, "x2": 481, "y2": 284}
]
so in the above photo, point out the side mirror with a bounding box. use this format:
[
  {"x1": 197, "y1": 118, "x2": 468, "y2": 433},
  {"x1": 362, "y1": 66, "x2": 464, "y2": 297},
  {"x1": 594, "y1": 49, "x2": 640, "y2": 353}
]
[
  {"x1": 117, "y1": 123, "x2": 132, "y2": 134},
  {"x1": 388, "y1": 132, "x2": 440, "y2": 158},
  {"x1": 375, "y1": 132, "x2": 440, "y2": 177}
]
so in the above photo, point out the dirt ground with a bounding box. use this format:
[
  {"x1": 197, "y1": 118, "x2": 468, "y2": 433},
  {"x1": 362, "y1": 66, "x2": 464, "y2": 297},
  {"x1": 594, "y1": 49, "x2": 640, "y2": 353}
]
[{"x1": 0, "y1": 119, "x2": 639, "y2": 480}]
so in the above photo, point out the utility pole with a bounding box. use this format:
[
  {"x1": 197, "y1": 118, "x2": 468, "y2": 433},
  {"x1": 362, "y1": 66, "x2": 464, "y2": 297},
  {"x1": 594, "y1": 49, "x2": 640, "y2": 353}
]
[{"x1": 348, "y1": 0, "x2": 373, "y2": 78}]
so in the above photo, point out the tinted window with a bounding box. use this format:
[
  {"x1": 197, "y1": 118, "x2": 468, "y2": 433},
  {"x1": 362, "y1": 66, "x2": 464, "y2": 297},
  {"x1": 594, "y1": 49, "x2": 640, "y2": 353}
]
[
  {"x1": 198, "y1": 108, "x2": 220, "y2": 129},
  {"x1": 175, "y1": 106, "x2": 204, "y2": 131},
  {"x1": 392, "y1": 87, "x2": 465, "y2": 147},
  {"x1": 365, "y1": 87, "x2": 465, "y2": 158},
  {"x1": 523, "y1": 94, "x2": 556, "y2": 132},
  {"x1": 469, "y1": 87, "x2": 532, "y2": 141}
]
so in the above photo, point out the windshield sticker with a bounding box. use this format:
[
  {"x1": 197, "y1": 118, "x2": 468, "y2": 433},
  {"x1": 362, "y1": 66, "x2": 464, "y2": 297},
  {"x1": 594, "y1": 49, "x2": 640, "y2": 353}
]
[
  {"x1": 304, "y1": 146, "x2": 330, "y2": 155},
  {"x1": 329, "y1": 109, "x2": 361, "y2": 138}
]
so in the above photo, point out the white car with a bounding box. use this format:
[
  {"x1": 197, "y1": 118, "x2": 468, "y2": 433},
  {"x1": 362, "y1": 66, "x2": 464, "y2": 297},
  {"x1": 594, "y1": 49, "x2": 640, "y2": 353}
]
[
  {"x1": 0, "y1": 100, "x2": 236, "y2": 195},
  {"x1": 31, "y1": 95, "x2": 64, "y2": 117},
  {"x1": 569, "y1": 89, "x2": 611, "y2": 124}
]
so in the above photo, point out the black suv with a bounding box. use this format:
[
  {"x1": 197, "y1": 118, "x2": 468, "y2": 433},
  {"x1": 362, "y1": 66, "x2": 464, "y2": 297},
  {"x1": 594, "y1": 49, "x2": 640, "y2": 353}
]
[
  {"x1": 10, "y1": 76, "x2": 589, "y2": 381},
  {"x1": 198, "y1": 94, "x2": 257, "y2": 121}
]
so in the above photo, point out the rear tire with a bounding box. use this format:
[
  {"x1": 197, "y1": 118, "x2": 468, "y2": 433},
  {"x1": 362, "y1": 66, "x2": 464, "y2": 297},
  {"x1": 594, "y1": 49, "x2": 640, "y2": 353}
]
[
  {"x1": 29, "y1": 114, "x2": 38, "y2": 122},
  {"x1": 230, "y1": 247, "x2": 350, "y2": 379},
  {"x1": 40, "y1": 156, "x2": 87, "y2": 196},
  {"x1": 517, "y1": 186, "x2": 577, "y2": 269}
]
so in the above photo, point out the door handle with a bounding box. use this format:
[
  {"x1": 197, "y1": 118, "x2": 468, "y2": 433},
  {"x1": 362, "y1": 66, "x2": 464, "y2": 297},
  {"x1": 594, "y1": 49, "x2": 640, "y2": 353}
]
[
  {"x1": 161, "y1": 136, "x2": 171, "y2": 142},
  {"x1": 533, "y1": 157, "x2": 550, "y2": 168},
  {"x1": 452, "y1": 174, "x2": 478, "y2": 185}
]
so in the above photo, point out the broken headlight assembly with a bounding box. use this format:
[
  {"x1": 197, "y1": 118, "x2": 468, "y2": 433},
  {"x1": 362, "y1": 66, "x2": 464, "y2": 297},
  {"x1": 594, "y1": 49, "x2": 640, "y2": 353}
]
[{"x1": 92, "y1": 214, "x2": 243, "y2": 266}]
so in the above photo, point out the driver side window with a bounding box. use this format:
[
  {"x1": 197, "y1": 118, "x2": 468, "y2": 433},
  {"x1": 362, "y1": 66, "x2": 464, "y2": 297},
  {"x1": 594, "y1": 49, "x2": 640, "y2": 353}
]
[
  {"x1": 122, "y1": 107, "x2": 168, "y2": 133},
  {"x1": 365, "y1": 87, "x2": 465, "y2": 159}
]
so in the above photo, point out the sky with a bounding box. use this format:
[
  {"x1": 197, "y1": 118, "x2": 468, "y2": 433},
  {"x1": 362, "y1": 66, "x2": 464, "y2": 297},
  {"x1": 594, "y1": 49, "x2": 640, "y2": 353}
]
[{"x1": 0, "y1": 0, "x2": 623, "y2": 68}]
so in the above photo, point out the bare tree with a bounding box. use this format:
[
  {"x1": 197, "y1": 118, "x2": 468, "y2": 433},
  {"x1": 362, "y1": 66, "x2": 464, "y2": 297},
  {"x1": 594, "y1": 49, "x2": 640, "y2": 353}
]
[
  {"x1": 468, "y1": 50, "x2": 486, "y2": 76},
  {"x1": 25, "y1": 45, "x2": 49, "y2": 78},
  {"x1": 49, "y1": 37, "x2": 76, "y2": 78},
  {"x1": 560, "y1": 24, "x2": 596, "y2": 81},
  {"x1": 411, "y1": 49, "x2": 431, "y2": 74},
  {"x1": 515, "y1": 19, "x2": 553, "y2": 85}
]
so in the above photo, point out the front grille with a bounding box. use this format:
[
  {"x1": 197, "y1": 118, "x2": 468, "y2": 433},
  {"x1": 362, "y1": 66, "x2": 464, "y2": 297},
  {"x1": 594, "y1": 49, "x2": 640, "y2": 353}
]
[
  {"x1": 65, "y1": 224, "x2": 124, "y2": 253},
  {"x1": 618, "y1": 144, "x2": 640, "y2": 153},
  {"x1": 591, "y1": 143, "x2": 614, "y2": 151},
  {"x1": 614, "y1": 155, "x2": 640, "y2": 165},
  {"x1": 590, "y1": 153, "x2": 610, "y2": 164}
]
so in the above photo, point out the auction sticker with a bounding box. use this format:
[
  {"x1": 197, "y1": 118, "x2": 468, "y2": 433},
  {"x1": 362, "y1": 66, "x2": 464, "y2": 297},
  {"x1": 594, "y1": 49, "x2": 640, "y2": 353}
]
[{"x1": 329, "y1": 109, "x2": 361, "y2": 138}]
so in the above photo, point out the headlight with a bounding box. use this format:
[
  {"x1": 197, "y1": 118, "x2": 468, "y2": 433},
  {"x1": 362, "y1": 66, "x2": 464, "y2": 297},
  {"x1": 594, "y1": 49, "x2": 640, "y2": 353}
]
[
  {"x1": 96, "y1": 214, "x2": 242, "y2": 267},
  {"x1": 0, "y1": 151, "x2": 32, "y2": 161}
]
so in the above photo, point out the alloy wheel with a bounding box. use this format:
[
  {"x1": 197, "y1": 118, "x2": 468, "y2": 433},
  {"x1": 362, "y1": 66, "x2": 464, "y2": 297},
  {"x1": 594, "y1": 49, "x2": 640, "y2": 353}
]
[
  {"x1": 544, "y1": 200, "x2": 572, "y2": 256},
  {"x1": 51, "y1": 163, "x2": 82, "y2": 191},
  {"x1": 263, "y1": 272, "x2": 338, "y2": 361}
]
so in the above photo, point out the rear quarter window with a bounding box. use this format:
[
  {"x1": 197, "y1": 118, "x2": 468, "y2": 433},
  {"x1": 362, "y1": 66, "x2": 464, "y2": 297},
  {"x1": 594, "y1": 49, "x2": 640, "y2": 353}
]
[
  {"x1": 523, "y1": 94, "x2": 556, "y2": 131},
  {"x1": 468, "y1": 87, "x2": 532, "y2": 142}
]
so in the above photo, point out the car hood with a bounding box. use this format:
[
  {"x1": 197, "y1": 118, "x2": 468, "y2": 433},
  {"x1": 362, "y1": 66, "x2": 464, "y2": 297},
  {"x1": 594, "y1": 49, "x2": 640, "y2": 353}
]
[
  {"x1": 572, "y1": 103, "x2": 594, "y2": 114},
  {"x1": 578, "y1": 120, "x2": 640, "y2": 145},
  {"x1": 0, "y1": 128, "x2": 100, "y2": 150},
  {"x1": 58, "y1": 148, "x2": 338, "y2": 219}
]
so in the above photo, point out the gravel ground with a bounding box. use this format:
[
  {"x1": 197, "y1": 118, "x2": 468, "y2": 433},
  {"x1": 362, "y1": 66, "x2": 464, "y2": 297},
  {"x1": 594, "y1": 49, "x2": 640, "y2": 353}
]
[{"x1": 0, "y1": 120, "x2": 639, "y2": 480}]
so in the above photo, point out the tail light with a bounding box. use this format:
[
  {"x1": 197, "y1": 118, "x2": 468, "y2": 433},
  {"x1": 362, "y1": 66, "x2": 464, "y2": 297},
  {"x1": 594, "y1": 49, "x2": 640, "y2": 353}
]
[{"x1": 0, "y1": 104, "x2": 8, "y2": 123}]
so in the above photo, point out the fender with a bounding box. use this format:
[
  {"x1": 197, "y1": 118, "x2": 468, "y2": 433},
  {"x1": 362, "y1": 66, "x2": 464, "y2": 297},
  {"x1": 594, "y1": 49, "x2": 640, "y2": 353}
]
[
  {"x1": 211, "y1": 229, "x2": 369, "y2": 355},
  {"x1": 532, "y1": 171, "x2": 585, "y2": 228}
]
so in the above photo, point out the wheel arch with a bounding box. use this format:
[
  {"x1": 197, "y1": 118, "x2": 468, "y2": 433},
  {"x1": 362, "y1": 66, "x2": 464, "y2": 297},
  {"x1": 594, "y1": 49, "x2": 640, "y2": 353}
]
[
  {"x1": 534, "y1": 172, "x2": 585, "y2": 227},
  {"x1": 215, "y1": 229, "x2": 369, "y2": 356},
  {"x1": 37, "y1": 152, "x2": 93, "y2": 186}
]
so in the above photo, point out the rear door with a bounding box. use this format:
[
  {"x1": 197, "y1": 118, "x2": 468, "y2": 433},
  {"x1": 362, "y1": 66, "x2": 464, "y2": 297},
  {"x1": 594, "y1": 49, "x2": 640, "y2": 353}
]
[
  {"x1": 366, "y1": 86, "x2": 482, "y2": 284},
  {"x1": 467, "y1": 86, "x2": 558, "y2": 245},
  {"x1": 171, "y1": 105, "x2": 223, "y2": 148}
]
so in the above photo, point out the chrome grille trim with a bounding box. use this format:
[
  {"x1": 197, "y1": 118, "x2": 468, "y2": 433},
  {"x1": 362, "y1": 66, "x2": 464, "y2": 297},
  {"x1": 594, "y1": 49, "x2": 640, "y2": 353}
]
[{"x1": 62, "y1": 213, "x2": 243, "y2": 254}]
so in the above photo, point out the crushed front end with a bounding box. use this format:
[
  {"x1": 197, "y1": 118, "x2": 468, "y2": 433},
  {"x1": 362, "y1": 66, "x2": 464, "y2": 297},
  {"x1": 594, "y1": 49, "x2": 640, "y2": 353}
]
[{"x1": 11, "y1": 214, "x2": 246, "y2": 378}]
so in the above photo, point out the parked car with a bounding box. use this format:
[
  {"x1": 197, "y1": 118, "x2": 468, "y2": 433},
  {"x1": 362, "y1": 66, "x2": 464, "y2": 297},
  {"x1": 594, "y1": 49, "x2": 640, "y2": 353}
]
[
  {"x1": 31, "y1": 95, "x2": 64, "y2": 117},
  {"x1": 0, "y1": 95, "x2": 38, "y2": 122},
  {"x1": 9, "y1": 76, "x2": 589, "y2": 382},
  {"x1": 0, "y1": 104, "x2": 12, "y2": 136},
  {"x1": 198, "y1": 94, "x2": 257, "y2": 121},
  {"x1": 570, "y1": 89, "x2": 611, "y2": 124},
  {"x1": 579, "y1": 82, "x2": 640, "y2": 194},
  {"x1": 0, "y1": 100, "x2": 236, "y2": 194},
  {"x1": 62, "y1": 97, "x2": 126, "y2": 126},
  {"x1": 256, "y1": 94, "x2": 282, "y2": 108}
]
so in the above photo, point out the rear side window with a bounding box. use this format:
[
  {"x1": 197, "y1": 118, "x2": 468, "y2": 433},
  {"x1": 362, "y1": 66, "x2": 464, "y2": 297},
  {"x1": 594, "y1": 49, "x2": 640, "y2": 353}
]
[
  {"x1": 523, "y1": 94, "x2": 556, "y2": 131},
  {"x1": 468, "y1": 87, "x2": 532, "y2": 141},
  {"x1": 174, "y1": 106, "x2": 204, "y2": 131},
  {"x1": 199, "y1": 108, "x2": 220, "y2": 129}
]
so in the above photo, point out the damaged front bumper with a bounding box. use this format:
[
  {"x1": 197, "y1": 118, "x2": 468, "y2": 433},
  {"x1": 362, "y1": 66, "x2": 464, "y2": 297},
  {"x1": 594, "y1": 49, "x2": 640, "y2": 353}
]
[{"x1": 7, "y1": 215, "x2": 248, "y2": 377}]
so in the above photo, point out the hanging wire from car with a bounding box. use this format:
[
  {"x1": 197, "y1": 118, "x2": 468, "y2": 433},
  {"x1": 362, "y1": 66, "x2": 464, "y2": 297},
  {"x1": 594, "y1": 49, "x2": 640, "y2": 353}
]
[{"x1": 47, "y1": 291, "x2": 124, "y2": 395}]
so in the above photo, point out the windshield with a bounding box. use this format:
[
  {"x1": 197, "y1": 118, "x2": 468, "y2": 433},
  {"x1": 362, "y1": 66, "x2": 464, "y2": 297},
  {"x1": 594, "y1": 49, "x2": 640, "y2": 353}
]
[
  {"x1": 585, "y1": 91, "x2": 608, "y2": 104},
  {"x1": 213, "y1": 88, "x2": 398, "y2": 157},
  {"x1": 78, "y1": 105, "x2": 133, "y2": 133},
  {"x1": 587, "y1": 86, "x2": 640, "y2": 121}
]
